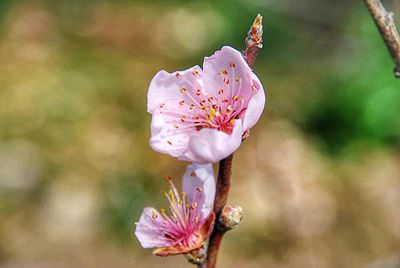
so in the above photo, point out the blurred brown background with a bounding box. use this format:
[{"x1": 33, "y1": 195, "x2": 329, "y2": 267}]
[{"x1": 0, "y1": 0, "x2": 400, "y2": 267}]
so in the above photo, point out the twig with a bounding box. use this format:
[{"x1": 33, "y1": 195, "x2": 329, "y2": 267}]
[
  {"x1": 364, "y1": 0, "x2": 400, "y2": 78},
  {"x1": 203, "y1": 14, "x2": 263, "y2": 268},
  {"x1": 203, "y1": 154, "x2": 233, "y2": 268}
]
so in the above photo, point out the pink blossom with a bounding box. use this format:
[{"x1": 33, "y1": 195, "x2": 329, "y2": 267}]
[
  {"x1": 148, "y1": 46, "x2": 265, "y2": 164},
  {"x1": 135, "y1": 164, "x2": 216, "y2": 256}
]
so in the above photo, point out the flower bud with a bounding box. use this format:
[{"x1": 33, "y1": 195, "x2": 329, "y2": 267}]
[{"x1": 218, "y1": 205, "x2": 244, "y2": 231}]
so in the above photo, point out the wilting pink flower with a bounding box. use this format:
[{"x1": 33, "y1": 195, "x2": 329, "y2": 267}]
[
  {"x1": 135, "y1": 164, "x2": 216, "y2": 256},
  {"x1": 148, "y1": 46, "x2": 265, "y2": 164}
]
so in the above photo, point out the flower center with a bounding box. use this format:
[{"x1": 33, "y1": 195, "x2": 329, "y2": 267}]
[
  {"x1": 161, "y1": 88, "x2": 247, "y2": 135},
  {"x1": 154, "y1": 178, "x2": 205, "y2": 249},
  {"x1": 159, "y1": 63, "x2": 257, "y2": 136}
]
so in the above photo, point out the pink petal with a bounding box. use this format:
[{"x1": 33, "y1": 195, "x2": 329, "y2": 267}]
[
  {"x1": 135, "y1": 208, "x2": 172, "y2": 248},
  {"x1": 242, "y1": 73, "x2": 266, "y2": 131},
  {"x1": 149, "y1": 110, "x2": 195, "y2": 158},
  {"x1": 203, "y1": 46, "x2": 253, "y2": 101},
  {"x1": 182, "y1": 163, "x2": 215, "y2": 217},
  {"x1": 147, "y1": 66, "x2": 203, "y2": 114},
  {"x1": 152, "y1": 212, "x2": 215, "y2": 257},
  {"x1": 179, "y1": 120, "x2": 243, "y2": 164}
]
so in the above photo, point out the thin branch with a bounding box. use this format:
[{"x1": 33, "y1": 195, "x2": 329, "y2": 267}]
[
  {"x1": 203, "y1": 14, "x2": 263, "y2": 268},
  {"x1": 203, "y1": 154, "x2": 233, "y2": 268},
  {"x1": 364, "y1": 0, "x2": 400, "y2": 78}
]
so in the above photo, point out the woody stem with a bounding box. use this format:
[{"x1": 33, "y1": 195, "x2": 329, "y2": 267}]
[{"x1": 203, "y1": 154, "x2": 233, "y2": 268}]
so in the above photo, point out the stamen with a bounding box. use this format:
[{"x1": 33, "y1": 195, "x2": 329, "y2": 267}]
[
  {"x1": 208, "y1": 108, "x2": 216, "y2": 120},
  {"x1": 152, "y1": 210, "x2": 158, "y2": 220},
  {"x1": 192, "y1": 70, "x2": 199, "y2": 76},
  {"x1": 229, "y1": 62, "x2": 236, "y2": 68},
  {"x1": 190, "y1": 171, "x2": 196, "y2": 177},
  {"x1": 196, "y1": 187, "x2": 203, "y2": 192},
  {"x1": 176, "y1": 73, "x2": 181, "y2": 78},
  {"x1": 223, "y1": 77, "x2": 229, "y2": 84},
  {"x1": 167, "y1": 140, "x2": 173, "y2": 145},
  {"x1": 180, "y1": 87, "x2": 187, "y2": 94},
  {"x1": 232, "y1": 95, "x2": 239, "y2": 101},
  {"x1": 179, "y1": 100, "x2": 185, "y2": 105}
]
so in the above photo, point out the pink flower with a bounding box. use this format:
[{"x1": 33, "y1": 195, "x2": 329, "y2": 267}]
[
  {"x1": 134, "y1": 164, "x2": 216, "y2": 256},
  {"x1": 148, "y1": 46, "x2": 265, "y2": 164}
]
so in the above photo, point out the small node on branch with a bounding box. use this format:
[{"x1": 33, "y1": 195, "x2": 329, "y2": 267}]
[
  {"x1": 218, "y1": 205, "x2": 244, "y2": 232},
  {"x1": 395, "y1": 65, "x2": 400, "y2": 78}
]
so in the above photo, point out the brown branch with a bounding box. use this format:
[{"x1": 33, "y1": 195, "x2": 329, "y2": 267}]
[
  {"x1": 364, "y1": 0, "x2": 400, "y2": 78},
  {"x1": 203, "y1": 154, "x2": 233, "y2": 268},
  {"x1": 203, "y1": 14, "x2": 263, "y2": 268}
]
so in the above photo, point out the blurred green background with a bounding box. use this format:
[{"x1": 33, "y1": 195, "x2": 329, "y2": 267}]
[{"x1": 0, "y1": 0, "x2": 400, "y2": 267}]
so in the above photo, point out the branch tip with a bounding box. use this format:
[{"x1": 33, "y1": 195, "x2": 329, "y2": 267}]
[{"x1": 244, "y1": 14, "x2": 264, "y2": 69}]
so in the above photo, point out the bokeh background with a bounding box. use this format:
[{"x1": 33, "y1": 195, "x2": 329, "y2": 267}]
[{"x1": 1, "y1": 0, "x2": 400, "y2": 267}]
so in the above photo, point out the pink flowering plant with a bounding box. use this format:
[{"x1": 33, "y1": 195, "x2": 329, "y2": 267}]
[
  {"x1": 148, "y1": 46, "x2": 265, "y2": 164},
  {"x1": 135, "y1": 164, "x2": 215, "y2": 256},
  {"x1": 135, "y1": 15, "x2": 264, "y2": 268}
]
